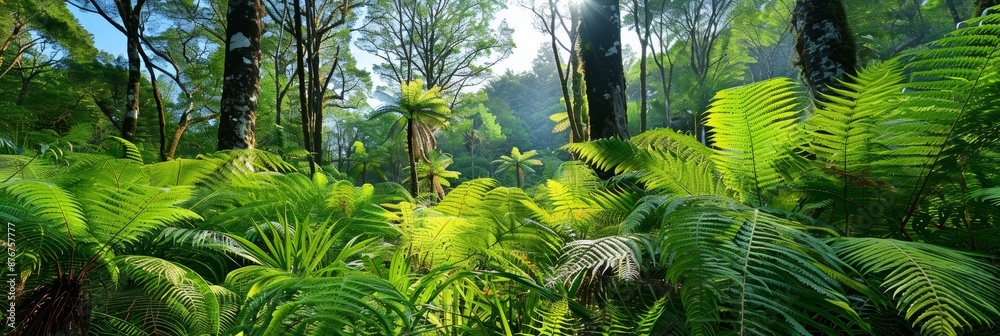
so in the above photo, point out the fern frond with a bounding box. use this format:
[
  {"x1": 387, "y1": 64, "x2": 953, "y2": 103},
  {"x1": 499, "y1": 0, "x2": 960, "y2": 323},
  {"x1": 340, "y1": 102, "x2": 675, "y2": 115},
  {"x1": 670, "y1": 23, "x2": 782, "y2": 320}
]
[
  {"x1": 526, "y1": 299, "x2": 578, "y2": 336},
  {"x1": 1, "y1": 179, "x2": 93, "y2": 243},
  {"x1": 80, "y1": 182, "x2": 200, "y2": 247},
  {"x1": 115, "y1": 255, "x2": 221, "y2": 335},
  {"x1": 552, "y1": 235, "x2": 655, "y2": 284},
  {"x1": 104, "y1": 136, "x2": 143, "y2": 163},
  {"x1": 662, "y1": 197, "x2": 865, "y2": 335},
  {"x1": 831, "y1": 238, "x2": 1000, "y2": 335},
  {"x1": 706, "y1": 78, "x2": 806, "y2": 206},
  {"x1": 228, "y1": 275, "x2": 412, "y2": 336},
  {"x1": 144, "y1": 158, "x2": 220, "y2": 187},
  {"x1": 435, "y1": 178, "x2": 499, "y2": 216}
]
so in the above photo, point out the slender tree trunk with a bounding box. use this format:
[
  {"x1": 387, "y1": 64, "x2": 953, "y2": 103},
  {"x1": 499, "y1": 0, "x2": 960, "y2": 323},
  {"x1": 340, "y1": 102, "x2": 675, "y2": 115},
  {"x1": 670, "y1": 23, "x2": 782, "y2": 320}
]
[
  {"x1": 547, "y1": 0, "x2": 582, "y2": 143},
  {"x1": 292, "y1": 0, "x2": 315, "y2": 175},
  {"x1": 630, "y1": 0, "x2": 651, "y2": 132},
  {"x1": 945, "y1": 0, "x2": 962, "y2": 24},
  {"x1": 570, "y1": 3, "x2": 588, "y2": 142},
  {"x1": 792, "y1": 0, "x2": 857, "y2": 100},
  {"x1": 516, "y1": 166, "x2": 524, "y2": 189},
  {"x1": 138, "y1": 48, "x2": 168, "y2": 161},
  {"x1": 167, "y1": 112, "x2": 217, "y2": 159},
  {"x1": 217, "y1": 0, "x2": 264, "y2": 150},
  {"x1": 407, "y1": 119, "x2": 419, "y2": 196},
  {"x1": 15, "y1": 71, "x2": 40, "y2": 105},
  {"x1": 579, "y1": 0, "x2": 629, "y2": 141},
  {"x1": 122, "y1": 22, "x2": 142, "y2": 143}
]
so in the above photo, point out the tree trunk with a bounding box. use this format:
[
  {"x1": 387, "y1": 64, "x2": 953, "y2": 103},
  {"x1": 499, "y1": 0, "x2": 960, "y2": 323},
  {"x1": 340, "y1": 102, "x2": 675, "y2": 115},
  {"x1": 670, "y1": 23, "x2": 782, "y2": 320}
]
[
  {"x1": 516, "y1": 166, "x2": 524, "y2": 189},
  {"x1": 407, "y1": 119, "x2": 419, "y2": 196},
  {"x1": 292, "y1": 0, "x2": 315, "y2": 175},
  {"x1": 217, "y1": 0, "x2": 264, "y2": 150},
  {"x1": 630, "y1": 0, "x2": 651, "y2": 132},
  {"x1": 945, "y1": 0, "x2": 962, "y2": 25},
  {"x1": 138, "y1": 48, "x2": 168, "y2": 161},
  {"x1": 122, "y1": 22, "x2": 142, "y2": 143},
  {"x1": 579, "y1": 0, "x2": 629, "y2": 141},
  {"x1": 792, "y1": 0, "x2": 857, "y2": 100},
  {"x1": 569, "y1": 2, "x2": 589, "y2": 142}
]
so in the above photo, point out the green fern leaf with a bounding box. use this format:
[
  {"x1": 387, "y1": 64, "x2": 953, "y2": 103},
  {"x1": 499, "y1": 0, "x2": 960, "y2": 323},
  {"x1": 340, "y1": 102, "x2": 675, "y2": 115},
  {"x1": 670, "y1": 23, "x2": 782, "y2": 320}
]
[
  {"x1": 831, "y1": 238, "x2": 1000, "y2": 335},
  {"x1": 706, "y1": 78, "x2": 806, "y2": 206},
  {"x1": 116, "y1": 255, "x2": 221, "y2": 335}
]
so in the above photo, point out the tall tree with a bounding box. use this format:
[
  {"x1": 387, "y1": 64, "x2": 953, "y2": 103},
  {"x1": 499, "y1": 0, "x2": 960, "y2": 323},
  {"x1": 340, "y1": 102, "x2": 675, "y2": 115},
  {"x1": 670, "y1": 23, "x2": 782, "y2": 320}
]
[
  {"x1": 371, "y1": 80, "x2": 452, "y2": 196},
  {"x1": 673, "y1": 0, "x2": 736, "y2": 142},
  {"x1": 625, "y1": 0, "x2": 652, "y2": 132},
  {"x1": 217, "y1": 0, "x2": 265, "y2": 150},
  {"x1": 792, "y1": 0, "x2": 857, "y2": 99},
  {"x1": 68, "y1": 0, "x2": 148, "y2": 143},
  {"x1": 578, "y1": 0, "x2": 629, "y2": 140},
  {"x1": 267, "y1": 0, "x2": 366, "y2": 172},
  {"x1": 358, "y1": 0, "x2": 514, "y2": 101},
  {"x1": 522, "y1": 0, "x2": 588, "y2": 143},
  {"x1": 1, "y1": 0, "x2": 95, "y2": 80}
]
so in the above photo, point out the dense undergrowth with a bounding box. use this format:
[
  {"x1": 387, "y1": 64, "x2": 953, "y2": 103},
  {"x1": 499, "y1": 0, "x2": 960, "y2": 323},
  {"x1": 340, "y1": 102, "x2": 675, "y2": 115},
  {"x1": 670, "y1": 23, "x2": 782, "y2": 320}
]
[{"x1": 2, "y1": 11, "x2": 1000, "y2": 336}]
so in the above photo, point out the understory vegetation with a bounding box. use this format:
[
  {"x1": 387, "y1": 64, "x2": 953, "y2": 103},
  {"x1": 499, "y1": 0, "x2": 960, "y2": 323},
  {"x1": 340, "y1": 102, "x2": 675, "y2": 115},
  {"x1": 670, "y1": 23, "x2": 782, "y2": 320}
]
[{"x1": 3, "y1": 5, "x2": 1000, "y2": 336}]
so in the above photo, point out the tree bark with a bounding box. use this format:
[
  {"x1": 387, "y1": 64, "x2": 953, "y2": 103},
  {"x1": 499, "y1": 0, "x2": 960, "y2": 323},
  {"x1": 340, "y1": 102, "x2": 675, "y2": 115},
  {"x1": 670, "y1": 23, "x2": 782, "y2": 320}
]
[
  {"x1": 579, "y1": 0, "x2": 629, "y2": 141},
  {"x1": 292, "y1": 0, "x2": 315, "y2": 175},
  {"x1": 138, "y1": 47, "x2": 168, "y2": 161},
  {"x1": 792, "y1": 0, "x2": 857, "y2": 100},
  {"x1": 407, "y1": 119, "x2": 419, "y2": 196},
  {"x1": 122, "y1": 20, "x2": 142, "y2": 143},
  {"x1": 217, "y1": 0, "x2": 264, "y2": 150},
  {"x1": 569, "y1": 2, "x2": 589, "y2": 142}
]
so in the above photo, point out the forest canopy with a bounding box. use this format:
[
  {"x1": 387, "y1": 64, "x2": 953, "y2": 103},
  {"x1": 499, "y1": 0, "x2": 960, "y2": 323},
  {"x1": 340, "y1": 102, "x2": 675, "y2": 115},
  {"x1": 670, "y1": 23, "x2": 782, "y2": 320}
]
[{"x1": 1, "y1": 0, "x2": 999, "y2": 335}]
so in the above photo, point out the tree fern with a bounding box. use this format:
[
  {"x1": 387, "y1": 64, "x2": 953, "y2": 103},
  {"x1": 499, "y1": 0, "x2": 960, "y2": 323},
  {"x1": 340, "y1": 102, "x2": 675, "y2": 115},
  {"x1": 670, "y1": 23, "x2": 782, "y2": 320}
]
[
  {"x1": 706, "y1": 78, "x2": 806, "y2": 206},
  {"x1": 830, "y1": 238, "x2": 1000, "y2": 335}
]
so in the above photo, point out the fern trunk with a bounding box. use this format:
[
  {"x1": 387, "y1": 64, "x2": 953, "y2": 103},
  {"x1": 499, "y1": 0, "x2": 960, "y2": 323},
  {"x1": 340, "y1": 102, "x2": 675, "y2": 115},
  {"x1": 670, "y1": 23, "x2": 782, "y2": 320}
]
[{"x1": 407, "y1": 119, "x2": 419, "y2": 197}]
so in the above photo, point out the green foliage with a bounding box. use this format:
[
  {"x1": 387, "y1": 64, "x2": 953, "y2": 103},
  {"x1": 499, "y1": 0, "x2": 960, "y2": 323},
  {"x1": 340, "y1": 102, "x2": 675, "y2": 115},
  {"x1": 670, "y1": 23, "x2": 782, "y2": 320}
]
[
  {"x1": 5, "y1": 4, "x2": 1000, "y2": 336},
  {"x1": 831, "y1": 238, "x2": 1000, "y2": 335},
  {"x1": 706, "y1": 77, "x2": 805, "y2": 206}
]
